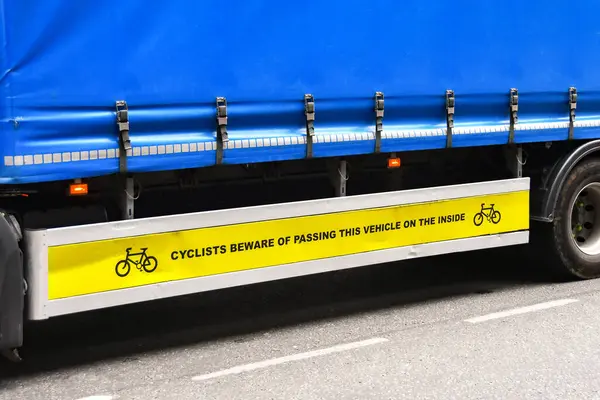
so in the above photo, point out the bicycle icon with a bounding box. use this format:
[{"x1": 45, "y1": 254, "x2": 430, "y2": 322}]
[
  {"x1": 473, "y1": 203, "x2": 502, "y2": 226},
  {"x1": 115, "y1": 247, "x2": 158, "y2": 277}
]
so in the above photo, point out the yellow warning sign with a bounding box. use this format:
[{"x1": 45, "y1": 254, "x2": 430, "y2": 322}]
[{"x1": 48, "y1": 190, "x2": 529, "y2": 299}]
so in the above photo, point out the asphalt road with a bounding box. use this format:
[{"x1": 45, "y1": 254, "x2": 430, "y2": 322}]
[{"x1": 1, "y1": 245, "x2": 600, "y2": 400}]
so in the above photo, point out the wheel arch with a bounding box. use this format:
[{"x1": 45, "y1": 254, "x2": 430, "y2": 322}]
[
  {"x1": 535, "y1": 139, "x2": 600, "y2": 222},
  {"x1": 0, "y1": 210, "x2": 24, "y2": 352}
]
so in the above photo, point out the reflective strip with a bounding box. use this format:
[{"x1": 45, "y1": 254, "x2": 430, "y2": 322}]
[{"x1": 5, "y1": 120, "x2": 600, "y2": 167}]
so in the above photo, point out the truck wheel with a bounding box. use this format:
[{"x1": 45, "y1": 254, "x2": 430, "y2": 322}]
[{"x1": 543, "y1": 158, "x2": 600, "y2": 279}]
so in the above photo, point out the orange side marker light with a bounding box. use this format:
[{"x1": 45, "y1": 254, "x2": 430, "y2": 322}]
[
  {"x1": 69, "y1": 183, "x2": 88, "y2": 196},
  {"x1": 387, "y1": 157, "x2": 401, "y2": 168}
]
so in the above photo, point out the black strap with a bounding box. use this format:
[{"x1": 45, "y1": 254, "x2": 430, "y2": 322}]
[
  {"x1": 569, "y1": 87, "x2": 577, "y2": 140},
  {"x1": 508, "y1": 88, "x2": 519, "y2": 144},
  {"x1": 116, "y1": 101, "x2": 131, "y2": 174},
  {"x1": 305, "y1": 94, "x2": 315, "y2": 158},
  {"x1": 374, "y1": 92, "x2": 384, "y2": 153},
  {"x1": 445, "y1": 90, "x2": 454, "y2": 148},
  {"x1": 216, "y1": 97, "x2": 228, "y2": 164}
]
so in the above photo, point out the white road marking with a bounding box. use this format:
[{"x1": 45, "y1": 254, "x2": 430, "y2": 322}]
[
  {"x1": 465, "y1": 298, "x2": 579, "y2": 323},
  {"x1": 75, "y1": 396, "x2": 114, "y2": 400},
  {"x1": 191, "y1": 337, "x2": 389, "y2": 382}
]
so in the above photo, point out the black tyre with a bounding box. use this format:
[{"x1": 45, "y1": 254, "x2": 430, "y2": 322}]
[
  {"x1": 115, "y1": 260, "x2": 131, "y2": 277},
  {"x1": 537, "y1": 157, "x2": 600, "y2": 279}
]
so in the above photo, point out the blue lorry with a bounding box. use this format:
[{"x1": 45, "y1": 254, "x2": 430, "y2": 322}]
[{"x1": 0, "y1": 0, "x2": 599, "y2": 358}]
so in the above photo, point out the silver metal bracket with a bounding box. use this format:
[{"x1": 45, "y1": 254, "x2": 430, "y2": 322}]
[
  {"x1": 445, "y1": 90, "x2": 455, "y2": 148},
  {"x1": 216, "y1": 97, "x2": 228, "y2": 164},
  {"x1": 505, "y1": 145, "x2": 525, "y2": 178},
  {"x1": 336, "y1": 159, "x2": 348, "y2": 197},
  {"x1": 374, "y1": 91, "x2": 384, "y2": 153},
  {"x1": 508, "y1": 88, "x2": 519, "y2": 144},
  {"x1": 116, "y1": 100, "x2": 132, "y2": 174},
  {"x1": 327, "y1": 158, "x2": 348, "y2": 197},
  {"x1": 569, "y1": 87, "x2": 577, "y2": 140},
  {"x1": 305, "y1": 94, "x2": 315, "y2": 158},
  {"x1": 122, "y1": 176, "x2": 135, "y2": 220}
]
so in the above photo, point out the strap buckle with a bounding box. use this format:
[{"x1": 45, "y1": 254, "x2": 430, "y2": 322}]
[
  {"x1": 305, "y1": 94, "x2": 315, "y2": 158},
  {"x1": 115, "y1": 100, "x2": 131, "y2": 174},
  {"x1": 216, "y1": 97, "x2": 228, "y2": 164},
  {"x1": 374, "y1": 92, "x2": 384, "y2": 153}
]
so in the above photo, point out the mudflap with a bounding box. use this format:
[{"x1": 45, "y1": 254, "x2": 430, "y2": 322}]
[{"x1": 0, "y1": 213, "x2": 23, "y2": 352}]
